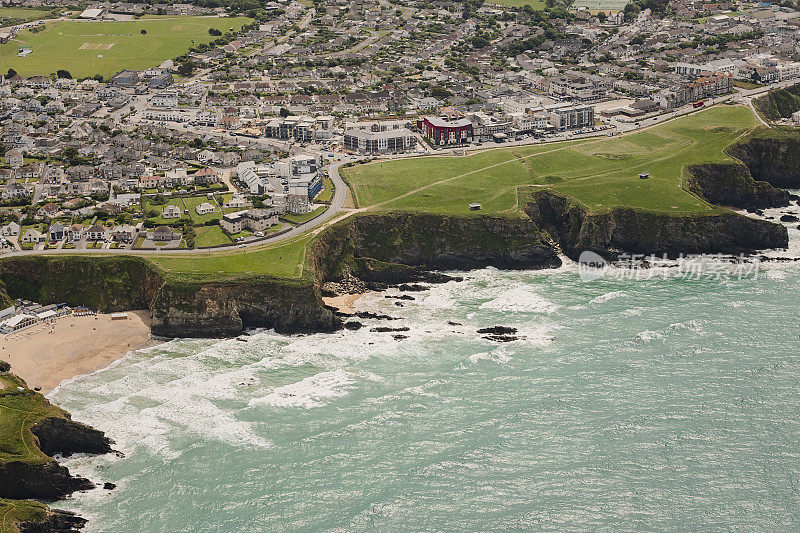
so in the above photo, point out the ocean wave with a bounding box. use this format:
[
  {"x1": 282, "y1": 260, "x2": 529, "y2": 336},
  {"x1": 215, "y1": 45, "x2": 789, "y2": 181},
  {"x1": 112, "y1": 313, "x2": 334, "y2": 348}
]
[
  {"x1": 248, "y1": 369, "x2": 356, "y2": 409},
  {"x1": 589, "y1": 290, "x2": 627, "y2": 304},
  {"x1": 636, "y1": 330, "x2": 664, "y2": 343},
  {"x1": 480, "y1": 288, "x2": 558, "y2": 313}
]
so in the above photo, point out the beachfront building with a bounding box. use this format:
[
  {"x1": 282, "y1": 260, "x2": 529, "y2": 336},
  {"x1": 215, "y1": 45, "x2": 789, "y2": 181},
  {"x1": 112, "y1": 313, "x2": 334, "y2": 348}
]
[
  {"x1": 49, "y1": 222, "x2": 66, "y2": 242},
  {"x1": 20, "y1": 228, "x2": 44, "y2": 244},
  {"x1": 0, "y1": 314, "x2": 37, "y2": 333},
  {"x1": 220, "y1": 209, "x2": 279, "y2": 234},
  {"x1": 1, "y1": 222, "x2": 20, "y2": 236}
]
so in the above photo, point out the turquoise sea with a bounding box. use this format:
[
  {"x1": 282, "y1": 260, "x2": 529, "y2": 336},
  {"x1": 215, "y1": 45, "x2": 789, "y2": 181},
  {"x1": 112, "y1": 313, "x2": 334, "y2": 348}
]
[{"x1": 51, "y1": 210, "x2": 800, "y2": 532}]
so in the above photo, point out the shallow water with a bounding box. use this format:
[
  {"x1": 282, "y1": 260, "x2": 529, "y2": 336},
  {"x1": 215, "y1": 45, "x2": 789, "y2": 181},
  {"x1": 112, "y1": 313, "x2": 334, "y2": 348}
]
[{"x1": 50, "y1": 205, "x2": 800, "y2": 532}]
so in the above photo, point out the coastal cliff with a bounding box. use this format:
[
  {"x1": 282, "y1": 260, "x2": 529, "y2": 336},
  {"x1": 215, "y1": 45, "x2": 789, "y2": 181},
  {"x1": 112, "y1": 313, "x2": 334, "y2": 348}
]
[
  {"x1": 309, "y1": 212, "x2": 562, "y2": 284},
  {"x1": 0, "y1": 256, "x2": 339, "y2": 338},
  {"x1": 686, "y1": 162, "x2": 791, "y2": 209},
  {"x1": 149, "y1": 277, "x2": 340, "y2": 337},
  {"x1": 524, "y1": 190, "x2": 788, "y2": 260},
  {"x1": 728, "y1": 130, "x2": 800, "y2": 189},
  {"x1": 0, "y1": 371, "x2": 114, "y2": 532}
]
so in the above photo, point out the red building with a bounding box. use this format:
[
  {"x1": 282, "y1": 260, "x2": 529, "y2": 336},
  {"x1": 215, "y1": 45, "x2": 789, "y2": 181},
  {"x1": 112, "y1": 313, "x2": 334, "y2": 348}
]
[{"x1": 417, "y1": 117, "x2": 473, "y2": 146}]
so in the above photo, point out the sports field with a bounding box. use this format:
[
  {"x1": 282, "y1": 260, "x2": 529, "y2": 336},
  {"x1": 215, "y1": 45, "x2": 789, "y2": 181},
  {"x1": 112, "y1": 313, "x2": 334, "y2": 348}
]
[
  {"x1": 341, "y1": 105, "x2": 759, "y2": 216},
  {"x1": 0, "y1": 7, "x2": 55, "y2": 22},
  {"x1": 0, "y1": 15, "x2": 251, "y2": 78}
]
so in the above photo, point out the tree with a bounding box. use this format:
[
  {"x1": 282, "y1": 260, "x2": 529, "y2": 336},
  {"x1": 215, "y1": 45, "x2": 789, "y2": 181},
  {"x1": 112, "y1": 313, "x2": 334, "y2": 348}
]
[
  {"x1": 6, "y1": 68, "x2": 17, "y2": 78},
  {"x1": 177, "y1": 61, "x2": 195, "y2": 76},
  {"x1": 141, "y1": 29, "x2": 147, "y2": 35},
  {"x1": 279, "y1": 107, "x2": 292, "y2": 118},
  {"x1": 597, "y1": 11, "x2": 606, "y2": 22},
  {"x1": 56, "y1": 69, "x2": 72, "y2": 79},
  {"x1": 208, "y1": 27, "x2": 222, "y2": 36}
]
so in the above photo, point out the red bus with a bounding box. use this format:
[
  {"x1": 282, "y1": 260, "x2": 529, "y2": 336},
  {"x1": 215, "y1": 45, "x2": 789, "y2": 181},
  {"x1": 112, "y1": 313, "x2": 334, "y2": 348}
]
[{"x1": 692, "y1": 101, "x2": 705, "y2": 108}]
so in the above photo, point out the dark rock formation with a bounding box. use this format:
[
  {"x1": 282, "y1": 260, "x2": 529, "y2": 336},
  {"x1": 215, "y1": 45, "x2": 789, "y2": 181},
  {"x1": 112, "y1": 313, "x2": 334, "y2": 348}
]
[
  {"x1": 526, "y1": 190, "x2": 788, "y2": 260},
  {"x1": 103, "y1": 482, "x2": 116, "y2": 490},
  {"x1": 310, "y1": 212, "x2": 562, "y2": 285},
  {"x1": 728, "y1": 132, "x2": 800, "y2": 189},
  {"x1": 149, "y1": 279, "x2": 340, "y2": 337},
  {"x1": 0, "y1": 460, "x2": 94, "y2": 501},
  {"x1": 780, "y1": 214, "x2": 799, "y2": 222},
  {"x1": 31, "y1": 417, "x2": 113, "y2": 458},
  {"x1": 686, "y1": 162, "x2": 790, "y2": 209},
  {"x1": 18, "y1": 509, "x2": 87, "y2": 533},
  {"x1": 477, "y1": 326, "x2": 518, "y2": 335},
  {"x1": 370, "y1": 326, "x2": 410, "y2": 333}
]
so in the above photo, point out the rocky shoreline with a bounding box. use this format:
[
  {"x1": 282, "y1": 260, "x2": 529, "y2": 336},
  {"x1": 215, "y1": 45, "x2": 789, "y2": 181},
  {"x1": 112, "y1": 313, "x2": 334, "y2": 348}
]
[{"x1": 0, "y1": 369, "x2": 116, "y2": 532}]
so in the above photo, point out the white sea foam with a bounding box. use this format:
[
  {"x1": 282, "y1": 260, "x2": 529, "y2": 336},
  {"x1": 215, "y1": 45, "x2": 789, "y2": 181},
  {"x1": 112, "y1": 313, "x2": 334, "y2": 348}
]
[
  {"x1": 590, "y1": 290, "x2": 627, "y2": 304},
  {"x1": 248, "y1": 369, "x2": 356, "y2": 409},
  {"x1": 636, "y1": 330, "x2": 664, "y2": 343},
  {"x1": 480, "y1": 288, "x2": 558, "y2": 313}
]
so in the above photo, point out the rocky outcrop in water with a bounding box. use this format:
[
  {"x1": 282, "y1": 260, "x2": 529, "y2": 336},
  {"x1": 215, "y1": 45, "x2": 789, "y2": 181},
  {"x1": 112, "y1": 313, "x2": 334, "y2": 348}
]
[
  {"x1": 17, "y1": 508, "x2": 87, "y2": 533},
  {"x1": 30, "y1": 417, "x2": 114, "y2": 458},
  {"x1": 0, "y1": 460, "x2": 94, "y2": 501}
]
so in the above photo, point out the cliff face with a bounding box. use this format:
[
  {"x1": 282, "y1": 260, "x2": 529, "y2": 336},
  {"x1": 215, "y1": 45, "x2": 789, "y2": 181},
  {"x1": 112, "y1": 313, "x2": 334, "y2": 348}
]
[
  {"x1": 31, "y1": 417, "x2": 113, "y2": 458},
  {"x1": 150, "y1": 279, "x2": 340, "y2": 337},
  {"x1": 0, "y1": 460, "x2": 94, "y2": 501},
  {"x1": 310, "y1": 212, "x2": 562, "y2": 283},
  {"x1": 525, "y1": 190, "x2": 788, "y2": 260},
  {"x1": 0, "y1": 256, "x2": 339, "y2": 338},
  {"x1": 0, "y1": 256, "x2": 161, "y2": 312},
  {"x1": 686, "y1": 162, "x2": 790, "y2": 209},
  {"x1": 17, "y1": 509, "x2": 87, "y2": 533},
  {"x1": 728, "y1": 132, "x2": 800, "y2": 189}
]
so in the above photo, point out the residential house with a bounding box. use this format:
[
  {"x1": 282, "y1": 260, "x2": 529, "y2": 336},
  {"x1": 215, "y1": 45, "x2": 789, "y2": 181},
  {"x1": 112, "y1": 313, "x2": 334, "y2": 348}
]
[
  {"x1": 195, "y1": 202, "x2": 216, "y2": 215},
  {"x1": 85, "y1": 225, "x2": 107, "y2": 241},
  {"x1": 162, "y1": 204, "x2": 181, "y2": 219},
  {"x1": 48, "y1": 222, "x2": 66, "y2": 242}
]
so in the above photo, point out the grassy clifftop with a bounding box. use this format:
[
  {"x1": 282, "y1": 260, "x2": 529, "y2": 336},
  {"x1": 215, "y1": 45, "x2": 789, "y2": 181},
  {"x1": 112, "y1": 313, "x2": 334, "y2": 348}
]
[
  {"x1": 753, "y1": 83, "x2": 800, "y2": 121},
  {"x1": 341, "y1": 105, "x2": 759, "y2": 216}
]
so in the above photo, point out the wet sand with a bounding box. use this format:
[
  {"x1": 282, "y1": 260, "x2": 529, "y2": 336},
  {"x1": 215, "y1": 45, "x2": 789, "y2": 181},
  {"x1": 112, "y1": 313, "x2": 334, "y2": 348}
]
[
  {"x1": 322, "y1": 293, "x2": 366, "y2": 314},
  {"x1": 1, "y1": 310, "x2": 158, "y2": 394}
]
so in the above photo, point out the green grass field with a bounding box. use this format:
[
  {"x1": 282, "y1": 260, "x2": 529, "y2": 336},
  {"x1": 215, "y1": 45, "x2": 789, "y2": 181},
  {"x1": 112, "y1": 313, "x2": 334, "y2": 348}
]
[
  {"x1": 488, "y1": 0, "x2": 546, "y2": 9},
  {"x1": 0, "y1": 7, "x2": 54, "y2": 22},
  {"x1": 572, "y1": 0, "x2": 629, "y2": 11},
  {"x1": 149, "y1": 235, "x2": 311, "y2": 280},
  {"x1": 0, "y1": 15, "x2": 252, "y2": 78},
  {"x1": 195, "y1": 225, "x2": 230, "y2": 248},
  {"x1": 0, "y1": 374, "x2": 63, "y2": 466},
  {"x1": 341, "y1": 105, "x2": 759, "y2": 217}
]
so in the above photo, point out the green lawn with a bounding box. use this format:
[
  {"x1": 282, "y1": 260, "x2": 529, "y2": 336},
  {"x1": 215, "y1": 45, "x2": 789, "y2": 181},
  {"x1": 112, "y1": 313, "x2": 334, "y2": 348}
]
[
  {"x1": 0, "y1": 498, "x2": 49, "y2": 533},
  {"x1": 144, "y1": 198, "x2": 185, "y2": 224},
  {"x1": 0, "y1": 15, "x2": 252, "y2": 78},
  {"x1": 181, "y1": 195, "x2": 222, "y2": 224},
  {"x1": 341, "y1": 105, "x2": 759, "y2": 216},
  {"x1": 195, "y1": 225, "x2": 230, "y2": 248},
  {"x1": 488, "y1": 0, "x2": 546, "y2": 8},
  {"x1": 572, "y1": 0, "x2": 629, "y2": 10},
  {"x1": 315, "y1": 178, "x2": 334, "y2": 203},
  {"x1": 0, "y1": 7, "x2": 55, "y2": 22},
  {"x1": 149, "y1": 235, "x2": 311, "y2": 280},
  {"x1": 281, "y1": 205, "x2": 327, "y2": 225},
  {"x1": 0, "y1": 373, "x2": 63, "y2": 466}
]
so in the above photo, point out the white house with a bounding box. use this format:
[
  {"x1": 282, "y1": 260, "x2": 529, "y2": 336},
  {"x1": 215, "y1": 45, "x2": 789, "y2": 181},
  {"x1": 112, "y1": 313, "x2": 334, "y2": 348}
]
[
  {"x1": 162, "y1": 204, "x2": 181, "y2": 219},
  {"x1": 195, "y1": 202, "x2": 216, "y2": 215},
  {"x1": 20, "y1": 228, "x2": 44, "y2": 244},
  {"x1": 1, "y1": 222, "x2": 20, "y2": 236}
]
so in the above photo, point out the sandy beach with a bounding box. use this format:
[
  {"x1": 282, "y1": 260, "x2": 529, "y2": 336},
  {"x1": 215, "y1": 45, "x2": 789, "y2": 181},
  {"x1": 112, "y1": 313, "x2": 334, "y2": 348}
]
[
  {"x1": 1, "y1": 310, "x2": 158, "y2": 394},
  {"x1": 322, "y1": 293, "x2": 366, "y2": 314}
]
